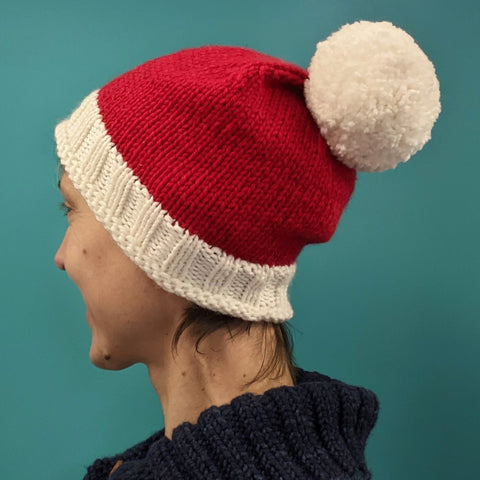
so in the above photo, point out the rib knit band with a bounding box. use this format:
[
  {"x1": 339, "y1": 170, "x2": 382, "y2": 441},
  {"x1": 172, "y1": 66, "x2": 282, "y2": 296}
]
[
  {"x1": 54, "y1": 90, "x2": 296, "y2": 322},
  {"x1": 83, "y1": 368, "x2": 379, "y2": 480}
]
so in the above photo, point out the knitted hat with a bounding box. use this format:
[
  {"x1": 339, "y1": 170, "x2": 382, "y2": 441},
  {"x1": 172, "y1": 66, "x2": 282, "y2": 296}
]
[{"x1": 54, "y1": 20, "x2": 440, "y2": 323}]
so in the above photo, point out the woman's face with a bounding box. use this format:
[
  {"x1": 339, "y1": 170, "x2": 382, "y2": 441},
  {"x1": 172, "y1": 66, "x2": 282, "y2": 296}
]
[{"x1": 55, "y1": 173, "x2": 188, "y2": 370}]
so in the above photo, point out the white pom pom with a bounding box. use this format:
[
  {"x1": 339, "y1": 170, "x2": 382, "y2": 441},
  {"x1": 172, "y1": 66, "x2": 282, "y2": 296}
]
[{"x1": 304, "y1": 21, "x2": 441, "y2": 172}]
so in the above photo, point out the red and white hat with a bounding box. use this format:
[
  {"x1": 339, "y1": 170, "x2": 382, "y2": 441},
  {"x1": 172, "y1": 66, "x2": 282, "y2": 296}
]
[{"x1": 54, "y1": 21, "x2": 440, "y2": 323}]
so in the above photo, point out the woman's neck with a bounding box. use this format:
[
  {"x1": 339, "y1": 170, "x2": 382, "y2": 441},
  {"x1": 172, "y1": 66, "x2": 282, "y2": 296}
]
[{"x1": 146, "y1": 326, "x2": 294, "y2": 439}]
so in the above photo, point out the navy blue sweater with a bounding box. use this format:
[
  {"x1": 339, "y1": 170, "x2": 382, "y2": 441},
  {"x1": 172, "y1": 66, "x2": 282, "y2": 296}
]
[{"x1": 84, "y1": 368, "x2": 379, "y2": 479}]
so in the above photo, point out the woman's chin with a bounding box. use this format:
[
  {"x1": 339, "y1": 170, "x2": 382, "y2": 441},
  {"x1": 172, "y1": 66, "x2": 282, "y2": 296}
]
[{"x1": 89, "y1": 344, "x2": 133, "y2": 371}]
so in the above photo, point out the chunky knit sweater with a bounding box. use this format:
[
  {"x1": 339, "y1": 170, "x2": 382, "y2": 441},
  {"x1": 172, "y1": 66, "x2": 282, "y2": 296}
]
[{"x1": 83, "y1": 368, "x2": 379, "y2": 479}]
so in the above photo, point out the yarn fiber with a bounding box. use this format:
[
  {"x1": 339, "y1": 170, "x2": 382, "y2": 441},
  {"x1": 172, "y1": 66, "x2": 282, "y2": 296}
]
[
  {"x1": 83, "y1": 368, "x2": 379, "y2": 480},
  {"x1": 54, "y1": 21, "x2": 440, "y2": 323},
  {"x1": 55, "y1": 47, "x2": 355, "y2": 322},
  {"x1": 304, "y1": 21, "x2": 441, "y2": 172}
]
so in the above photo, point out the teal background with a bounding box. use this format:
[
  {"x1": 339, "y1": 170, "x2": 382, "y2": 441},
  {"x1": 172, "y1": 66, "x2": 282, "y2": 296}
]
[{"x1": 0, "y1": 0, "x2": 478, "y2": 478}]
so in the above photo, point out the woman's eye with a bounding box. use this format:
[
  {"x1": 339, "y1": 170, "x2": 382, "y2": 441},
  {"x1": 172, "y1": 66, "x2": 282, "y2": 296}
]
[{"x1": 59, "y1": 201, "x2": 72, "y2": 216}]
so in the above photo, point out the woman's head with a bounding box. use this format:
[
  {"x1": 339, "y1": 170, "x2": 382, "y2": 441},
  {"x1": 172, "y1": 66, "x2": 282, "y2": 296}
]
[{"x1": 54, "y1": 21, "x2": 439, "y2": 374}]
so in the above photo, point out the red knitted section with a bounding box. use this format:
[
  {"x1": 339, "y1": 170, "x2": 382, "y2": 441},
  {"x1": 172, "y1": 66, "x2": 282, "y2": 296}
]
[{"x1": 97, "y1": 46, "x2": 356, "y2": 267}]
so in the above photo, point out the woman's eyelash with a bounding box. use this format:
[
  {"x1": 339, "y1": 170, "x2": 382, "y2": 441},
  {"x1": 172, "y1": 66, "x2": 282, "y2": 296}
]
[{"x1": 59, "y1": 201, "x2": 72, "y2": 216}]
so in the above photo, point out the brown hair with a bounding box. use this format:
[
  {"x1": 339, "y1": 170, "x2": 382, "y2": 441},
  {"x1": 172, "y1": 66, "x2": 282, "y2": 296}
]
[{"x1": 171, "y1": 303, "x2": 297, "y2": 387}]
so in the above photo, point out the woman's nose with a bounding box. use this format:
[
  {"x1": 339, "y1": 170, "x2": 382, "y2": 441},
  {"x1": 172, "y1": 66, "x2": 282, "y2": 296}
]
[{"x1": 54, "y1": 237, "x2": 66, "y2": 271}]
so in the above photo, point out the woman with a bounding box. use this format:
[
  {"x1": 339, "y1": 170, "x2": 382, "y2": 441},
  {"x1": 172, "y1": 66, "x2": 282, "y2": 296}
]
[{"x1": 54, "y1": 20, "x2": 440, "y2": 479}]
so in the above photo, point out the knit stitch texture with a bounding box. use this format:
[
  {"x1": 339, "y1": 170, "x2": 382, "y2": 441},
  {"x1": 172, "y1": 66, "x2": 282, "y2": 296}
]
[
  {"x1": 55, "y1": 24, "x2": 440, "y2": 323},
  {"x1": 83, "y1": 368, "x2": 379, "y2": 479},
  {"x1": 54, "y1": 46, "x2": 356, "y2": 323}
]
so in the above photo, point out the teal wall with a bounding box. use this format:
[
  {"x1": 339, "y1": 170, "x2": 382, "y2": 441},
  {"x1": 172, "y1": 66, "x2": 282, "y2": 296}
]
[{"x1": 1, "y1": 0, "x2": 478, "y2": 478}]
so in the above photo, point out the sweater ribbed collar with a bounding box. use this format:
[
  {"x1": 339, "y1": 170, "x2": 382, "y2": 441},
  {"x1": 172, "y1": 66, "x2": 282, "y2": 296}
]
[{"x1": 84, "y1": 368, "x2": 379, "y2": 479}]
